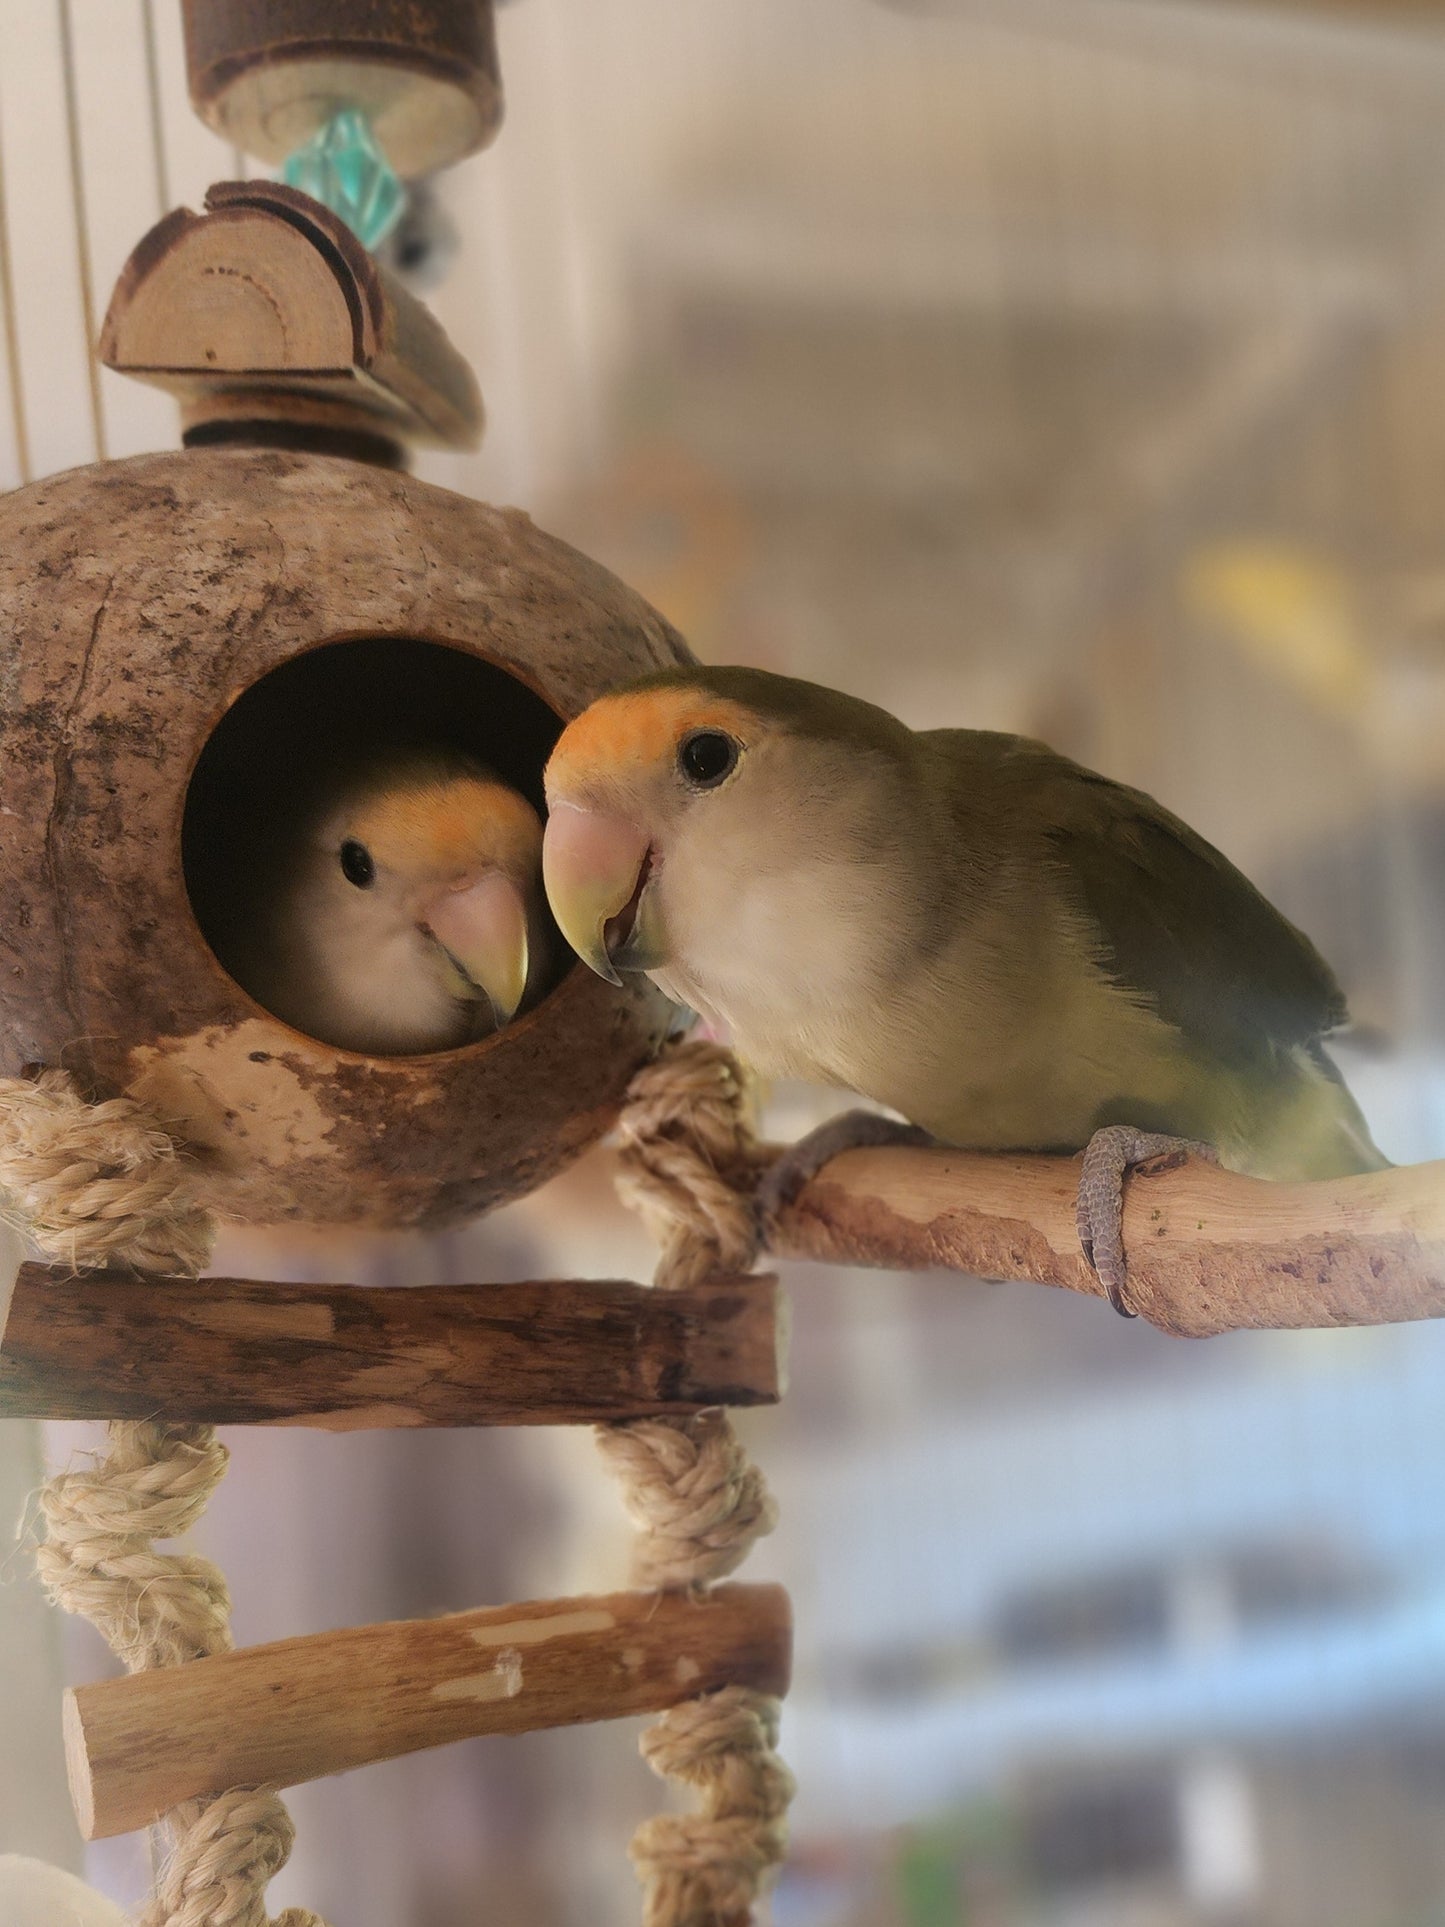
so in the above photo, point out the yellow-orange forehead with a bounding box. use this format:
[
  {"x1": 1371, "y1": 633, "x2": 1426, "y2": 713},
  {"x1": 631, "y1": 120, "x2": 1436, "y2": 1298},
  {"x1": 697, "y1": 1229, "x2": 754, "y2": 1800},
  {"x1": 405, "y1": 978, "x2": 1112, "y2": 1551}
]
[
  {"x1": 351, "y1": 775, "x2": 540, "y2": 874},
  {"x1": 547, "y1": 688, "x2": 756, "y2": 796}
]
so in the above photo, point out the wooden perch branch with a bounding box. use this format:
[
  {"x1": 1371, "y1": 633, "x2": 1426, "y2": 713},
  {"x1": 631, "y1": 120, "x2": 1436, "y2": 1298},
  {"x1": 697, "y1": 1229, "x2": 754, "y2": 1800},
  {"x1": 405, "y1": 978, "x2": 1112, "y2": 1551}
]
[
  {"x1": 0, "y1": 1267, "x2": 783, "y2": 1427},
  {"x1": 766, "y1": 1143, "x2": 1445, "y2": 1338},
  {"x1": 65, "y1": 1582, "x2": 792, "y2": 1840}
]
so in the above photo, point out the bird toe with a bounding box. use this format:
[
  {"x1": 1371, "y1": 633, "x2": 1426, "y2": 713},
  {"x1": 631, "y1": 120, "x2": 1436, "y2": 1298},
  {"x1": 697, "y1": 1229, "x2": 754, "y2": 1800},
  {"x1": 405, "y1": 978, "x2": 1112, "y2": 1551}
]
[
  {"x1": 757, "y1": 1109, "x2": 935, "y2": 1227},
  {"x1": 1076, "y1": 1125, "x2": 1215, "y2": 1319}
]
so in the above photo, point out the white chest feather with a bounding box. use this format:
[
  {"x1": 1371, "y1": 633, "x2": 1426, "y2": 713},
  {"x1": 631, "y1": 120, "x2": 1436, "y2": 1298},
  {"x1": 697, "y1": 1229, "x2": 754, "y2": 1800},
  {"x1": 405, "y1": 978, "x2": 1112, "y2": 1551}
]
[
  {"x1": 650, "y1": 828, "x2": 932, "y2": 1084},
  {"x1": 647, "y1": 836, "x2": 1185, "y2": 1153}
]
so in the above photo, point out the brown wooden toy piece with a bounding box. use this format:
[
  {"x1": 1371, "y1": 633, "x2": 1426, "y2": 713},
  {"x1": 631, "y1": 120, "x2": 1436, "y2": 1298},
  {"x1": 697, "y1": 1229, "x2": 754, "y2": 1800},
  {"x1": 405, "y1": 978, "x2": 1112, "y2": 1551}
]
[
  {"x1": 101, "y1": 182, "x2": 482, "y2": 464},
  {"x1": 181, "y1": 0, "x2": 503, "y2": 179}
]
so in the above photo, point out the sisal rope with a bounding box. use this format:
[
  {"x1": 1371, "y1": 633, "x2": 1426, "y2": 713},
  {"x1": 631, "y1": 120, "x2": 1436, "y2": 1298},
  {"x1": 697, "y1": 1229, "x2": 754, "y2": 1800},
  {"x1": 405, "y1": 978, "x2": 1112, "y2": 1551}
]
[
  {"x1": 37, "y1": 1419, "x2": 233, "y2": 1674},
  {"x1": 612, "y1": 1043, "x2": 768, "y2": 1294},
  {"x1": 595, "y1": 1408, "x2": 777, "y2": 1592},
  {"x1": 604, "y1": 1040, "x2": 793, "y2": 1926},
  {"x1": 0, "y1": 1071, "x2": 212, "y2": 1275},
  {"x1": 631, "y1": 1689, "x2": 794, "y2": 1927},
  {"x1": 5, "y1": 1069, "x2": 326, "y2": 1927}
]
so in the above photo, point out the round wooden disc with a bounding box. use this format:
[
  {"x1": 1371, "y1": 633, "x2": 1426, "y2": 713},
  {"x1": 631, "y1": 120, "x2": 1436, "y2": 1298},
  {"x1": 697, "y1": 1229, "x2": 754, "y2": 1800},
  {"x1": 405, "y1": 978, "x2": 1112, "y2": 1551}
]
[{"x1": 182, "y1": 2, "x2": 503, "y2": 176}]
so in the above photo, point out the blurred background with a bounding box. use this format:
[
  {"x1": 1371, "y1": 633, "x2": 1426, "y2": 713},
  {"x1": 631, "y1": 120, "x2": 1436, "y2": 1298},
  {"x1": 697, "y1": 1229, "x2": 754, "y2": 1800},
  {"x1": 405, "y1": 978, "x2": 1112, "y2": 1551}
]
[{"x1": 3, "y1": 1, "x2": 1445, "y2": 1922}]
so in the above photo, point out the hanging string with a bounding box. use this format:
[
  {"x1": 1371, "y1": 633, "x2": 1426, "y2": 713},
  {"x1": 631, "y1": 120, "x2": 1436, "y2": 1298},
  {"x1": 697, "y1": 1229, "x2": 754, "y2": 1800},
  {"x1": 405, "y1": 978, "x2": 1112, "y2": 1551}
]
[
  {"x1": 0, "y1": 80, "x2": 32, "y2": 484},
  {"x1": 139, "y1": 0, "x2": 172, "y2": 219},
  {"x1": 55, "y1": 0, "x2": 106, "y2": 463}
]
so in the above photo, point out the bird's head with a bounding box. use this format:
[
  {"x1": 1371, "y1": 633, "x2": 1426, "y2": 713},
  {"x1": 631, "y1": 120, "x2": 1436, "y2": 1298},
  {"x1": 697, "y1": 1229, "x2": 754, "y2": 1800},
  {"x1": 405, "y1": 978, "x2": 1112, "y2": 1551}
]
[
  {"x1": 542, "y1": 666, "x2": 914, "y2": 991},
  {"x1": 320, "y1": 756, "x2": 544, "y2": 1029}
]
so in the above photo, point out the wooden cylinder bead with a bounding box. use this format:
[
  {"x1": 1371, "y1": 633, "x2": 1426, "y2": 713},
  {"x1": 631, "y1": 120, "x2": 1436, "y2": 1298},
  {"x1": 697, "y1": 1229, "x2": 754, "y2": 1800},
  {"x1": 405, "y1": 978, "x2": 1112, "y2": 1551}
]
[
  {"x1": 181, "y1": 0, "x2": 502, "y2": 177},
  {"x1": 102, "y1": 184, "x2": 484, "y2": 460},
  {"x1": 767, "y1": 1142, "x2": 1445, "y2": 1338},
  {"x1": 65, "y1": 1583, "x2": 793, "y2": 1840},
  {"x1": 0, "y1": 1264, "x2": 786, "y2": 1428}
]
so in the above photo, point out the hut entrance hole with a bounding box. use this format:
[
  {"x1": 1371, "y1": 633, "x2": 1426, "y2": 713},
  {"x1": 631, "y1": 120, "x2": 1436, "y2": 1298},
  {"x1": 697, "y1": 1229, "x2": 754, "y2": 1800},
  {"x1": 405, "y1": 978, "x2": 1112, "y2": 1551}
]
[{"x1": 183, "y1": 637, "x2": 569, "y2": 1054}]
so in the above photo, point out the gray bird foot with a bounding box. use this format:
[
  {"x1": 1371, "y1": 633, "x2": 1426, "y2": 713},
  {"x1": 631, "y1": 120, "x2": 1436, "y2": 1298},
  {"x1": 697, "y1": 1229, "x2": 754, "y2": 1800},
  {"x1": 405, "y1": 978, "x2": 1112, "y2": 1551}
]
[
  {"x1": 1076, "y1": 1125, "x2": 1217, "y2": 1318},
  {"x1": 756, "y1": 1109, "x2": 936, "y2": 1229}
]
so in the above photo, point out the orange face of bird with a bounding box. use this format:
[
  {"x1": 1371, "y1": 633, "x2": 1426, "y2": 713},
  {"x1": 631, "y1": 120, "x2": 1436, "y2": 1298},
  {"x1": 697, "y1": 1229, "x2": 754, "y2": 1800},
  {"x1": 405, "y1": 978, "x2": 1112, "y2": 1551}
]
[
  {"x1": 338, "y1": 771, "x2": 541, "y2": 1026},
  {"x1": 543, "y1": 686, "x2": 754, "y2": 983}
]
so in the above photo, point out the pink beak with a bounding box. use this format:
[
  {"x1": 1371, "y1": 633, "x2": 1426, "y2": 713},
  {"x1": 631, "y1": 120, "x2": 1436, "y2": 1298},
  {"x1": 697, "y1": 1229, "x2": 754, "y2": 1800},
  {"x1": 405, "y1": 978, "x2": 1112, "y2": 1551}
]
[
  {"x1": 541, "y1": 802, "x2": 655, "y2": 985},
  {"x1": 423, "y1": 871, "x2": 531, "y2": 1026}
]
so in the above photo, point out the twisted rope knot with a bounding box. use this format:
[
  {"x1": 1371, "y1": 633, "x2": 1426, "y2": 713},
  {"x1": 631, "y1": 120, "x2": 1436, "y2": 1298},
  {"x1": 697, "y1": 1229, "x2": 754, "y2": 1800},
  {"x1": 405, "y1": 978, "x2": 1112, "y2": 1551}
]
[
  {"x1": 605, "y1": 1044, "x2": 778, "y2": 1587},
  {"x1": 140, "y1": 1787, "x2": 326, "y2": 1927},
  {"x1": 595, "y1": 1412, "x2": 778, "y2": 1589},
  {"x1": 640, "y1": 1687, "x2": 794, "y2": 1809},
  {"x1": 606, "y1": 1039, "x2": 792, "y2": 1925},
  {"x1": 0, "y1": 1070, "x2": 212, "y2": 1274},
  {"x1": 630, "y1": 1688, "x2": 796, "y2": 1927},
  {"x1": 38, "y1": 1424, "x2": 235, "y2": 1672},
  {"x1": 44, "y1": 1420, "x2": 227, "y2": 1537},
  {"x1": 615, "y1": 1041, "x2": 766, "y2": 1292}
]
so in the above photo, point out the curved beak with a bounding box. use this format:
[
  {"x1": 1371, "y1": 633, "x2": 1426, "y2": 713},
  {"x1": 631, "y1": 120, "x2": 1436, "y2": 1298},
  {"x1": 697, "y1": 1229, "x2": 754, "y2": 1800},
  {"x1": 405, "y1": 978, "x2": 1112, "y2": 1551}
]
[
  {"x1": 542, "y1": 802, "x2": 658, "y2": 985},
  {"x1": 422, "y1": 871, "x2": 531, "y2": 1028}
]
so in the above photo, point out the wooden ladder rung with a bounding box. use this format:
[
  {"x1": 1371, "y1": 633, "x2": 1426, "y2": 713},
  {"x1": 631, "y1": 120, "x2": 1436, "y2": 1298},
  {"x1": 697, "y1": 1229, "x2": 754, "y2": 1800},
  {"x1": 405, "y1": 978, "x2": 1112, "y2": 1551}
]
[
  {"x1": 0, "y1": 1264, "x2": 785, "y2": 1427},
  {"x1": 66, "y1": 1582, "x2": 793, "y2": 1839}
]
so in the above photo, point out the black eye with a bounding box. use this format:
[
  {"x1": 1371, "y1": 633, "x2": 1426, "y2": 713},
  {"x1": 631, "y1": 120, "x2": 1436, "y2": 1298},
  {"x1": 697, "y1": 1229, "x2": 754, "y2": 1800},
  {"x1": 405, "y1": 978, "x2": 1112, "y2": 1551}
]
[
  {"x1": 339, "y1": 839, "x2": 375, "y2": 888},
  {"x1": 678, "y1": 730, "x2": 739, "y2": 789}
]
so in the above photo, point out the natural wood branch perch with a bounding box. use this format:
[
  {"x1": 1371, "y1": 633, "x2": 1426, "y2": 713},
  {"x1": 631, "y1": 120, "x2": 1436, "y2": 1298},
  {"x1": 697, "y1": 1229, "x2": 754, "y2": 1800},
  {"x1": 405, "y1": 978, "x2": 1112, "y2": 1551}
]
[
  {"x1": 66, "y1": 1583, "x2": 792, "y2": 1840},
  {"x1": 0, "y1": 1266, "x2": 782, "y2": 1427},
  {"x1": 765, "y1": 1143, "x2": 1445, "y2": 1338}
]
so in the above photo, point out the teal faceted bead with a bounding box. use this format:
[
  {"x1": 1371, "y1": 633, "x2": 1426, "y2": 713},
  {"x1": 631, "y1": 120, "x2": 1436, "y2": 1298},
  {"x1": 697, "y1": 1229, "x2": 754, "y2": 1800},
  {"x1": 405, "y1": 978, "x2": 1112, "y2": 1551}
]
[{"x1": 283, "y1": 109, "x2": 407, "y2": 250}]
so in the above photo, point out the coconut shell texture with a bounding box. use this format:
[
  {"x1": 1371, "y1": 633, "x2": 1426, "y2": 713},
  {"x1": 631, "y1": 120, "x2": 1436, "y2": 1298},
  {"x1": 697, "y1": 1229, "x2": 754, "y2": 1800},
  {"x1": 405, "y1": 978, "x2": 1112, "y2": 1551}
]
[{"x1": 0, "y1": 448, "x2": 688, "y2": 1227}]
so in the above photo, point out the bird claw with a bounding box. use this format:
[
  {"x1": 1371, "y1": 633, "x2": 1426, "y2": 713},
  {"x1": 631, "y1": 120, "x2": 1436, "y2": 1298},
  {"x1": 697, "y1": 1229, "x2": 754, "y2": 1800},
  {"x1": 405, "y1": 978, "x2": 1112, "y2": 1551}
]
[
  {"x1": 1076, "y1": 1125, "x2": 1217, "y2": 1318},
  {"x1": 756, "y1": 1109, "x2": 936, "y2": 1230}
]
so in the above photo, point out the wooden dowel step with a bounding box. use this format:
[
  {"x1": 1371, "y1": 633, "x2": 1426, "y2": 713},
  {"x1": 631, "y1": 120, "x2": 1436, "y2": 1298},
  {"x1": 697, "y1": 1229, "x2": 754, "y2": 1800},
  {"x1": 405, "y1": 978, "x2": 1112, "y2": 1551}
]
[
  {"x1": 65, "y1": 1582, "x2": 792, "y2": 1840},
  {"x1": 0, "y1": 1266, "x2": 784, "y2": 1427},
  {"x1": 767, "y1": 1142, "x2": 1445, "y2": 1338}
]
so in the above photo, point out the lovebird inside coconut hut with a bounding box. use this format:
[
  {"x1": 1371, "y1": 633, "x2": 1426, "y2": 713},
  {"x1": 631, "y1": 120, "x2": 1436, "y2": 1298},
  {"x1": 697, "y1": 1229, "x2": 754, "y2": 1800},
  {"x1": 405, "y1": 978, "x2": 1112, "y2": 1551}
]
[{"x1": 1, "y1": 4, "x2": 1444, "y2": 1926}]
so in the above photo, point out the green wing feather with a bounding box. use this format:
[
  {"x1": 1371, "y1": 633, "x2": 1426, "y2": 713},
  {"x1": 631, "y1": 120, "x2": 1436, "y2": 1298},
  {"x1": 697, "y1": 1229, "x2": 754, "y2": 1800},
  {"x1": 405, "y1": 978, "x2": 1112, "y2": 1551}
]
[{"x1": 926, "y1": 730, "x2": 1348, "y2": 1069}]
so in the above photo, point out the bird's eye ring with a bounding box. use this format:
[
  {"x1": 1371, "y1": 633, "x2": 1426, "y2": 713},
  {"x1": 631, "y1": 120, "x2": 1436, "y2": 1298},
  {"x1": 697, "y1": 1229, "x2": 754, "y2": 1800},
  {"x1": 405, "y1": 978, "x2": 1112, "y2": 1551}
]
[
  {"x1": 677, "y1": 729, "x2": 740, "y2": 789},
  {"x1": 339, "y1": 839, "x2": 376, "y2": 888}
]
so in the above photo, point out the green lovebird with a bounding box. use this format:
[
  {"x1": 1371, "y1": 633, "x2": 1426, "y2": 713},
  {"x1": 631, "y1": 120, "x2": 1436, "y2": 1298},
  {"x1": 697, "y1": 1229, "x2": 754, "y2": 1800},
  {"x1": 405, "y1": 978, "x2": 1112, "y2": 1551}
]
[
  {"x1": 200, "y1": 748, "x2": 550, "y2": 1056},
  {"x1": 540, "y1": 665, "x2": 1386, "y2": 1311}
]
